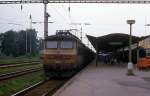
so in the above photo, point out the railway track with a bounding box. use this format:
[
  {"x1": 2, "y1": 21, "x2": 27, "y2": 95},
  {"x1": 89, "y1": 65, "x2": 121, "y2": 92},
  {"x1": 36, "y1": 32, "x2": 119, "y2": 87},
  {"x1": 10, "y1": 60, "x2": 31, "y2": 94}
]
[
  {"x1": 0, "y1": 67, "x2": 43, "y2": 81},
  {"x1": 0, "y1": 60, "x2": 40, "y2": 65},
  {"x1": 12, "y1": 79, "x2": 68, "y2": 96},
  {"x1": 0, "y1": 61, "x2": 41, "y2": 68}
]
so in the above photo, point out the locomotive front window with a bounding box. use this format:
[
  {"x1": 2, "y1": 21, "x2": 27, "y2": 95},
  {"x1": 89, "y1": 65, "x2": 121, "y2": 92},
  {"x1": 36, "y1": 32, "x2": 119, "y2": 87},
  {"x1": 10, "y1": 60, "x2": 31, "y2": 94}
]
[
  {"x1": 146, "y1": 49, "x2": 150, "y2": 56},
  {"x1": 46, "y1": 41, "x2": 58, "y2": 48},
  {"x1": 61, "y1": 41, "x2": 73, "y2": 49}
]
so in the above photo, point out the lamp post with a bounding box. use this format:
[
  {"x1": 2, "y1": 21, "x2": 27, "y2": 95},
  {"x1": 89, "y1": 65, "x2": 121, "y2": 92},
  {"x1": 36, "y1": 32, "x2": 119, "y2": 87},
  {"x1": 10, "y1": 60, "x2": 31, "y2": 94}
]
[
  {"x1": 95, "y1": 37, "x2": 98, "y2": 67},
  {"x1": 126, "y1": 20, "x2": 135, "y2": 76}
]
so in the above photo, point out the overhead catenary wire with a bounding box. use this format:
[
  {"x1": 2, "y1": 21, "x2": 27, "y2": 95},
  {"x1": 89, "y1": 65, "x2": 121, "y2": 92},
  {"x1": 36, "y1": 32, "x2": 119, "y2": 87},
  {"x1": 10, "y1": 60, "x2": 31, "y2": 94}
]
[
  {"x1": 145, "y1": 16, "x2": 147, "y2": 35},
  {"x1": 68, "y1": 1, "x2": 73, "y2": 23},
  {"x1": 50, "y1": 4, "x2": 70, "y2": 25},
  {"x1": 61, "y1": 4, "x2": 72, "y2": 23},
  {"x1": 0, "y1": 4, "x2": 26, "y2": 30},
  {"x1": 61, "y1": 4, "x2": 68, "y2": 16},
  {"x1": 0, "y1": 22, "x2": 23, "y2": 26},
  {"x1": 61, "y1": 3, "x2": 75, "y2": 35},
  {"x1": 0, "y1": 17, "x2": 23, "y2": 23}
]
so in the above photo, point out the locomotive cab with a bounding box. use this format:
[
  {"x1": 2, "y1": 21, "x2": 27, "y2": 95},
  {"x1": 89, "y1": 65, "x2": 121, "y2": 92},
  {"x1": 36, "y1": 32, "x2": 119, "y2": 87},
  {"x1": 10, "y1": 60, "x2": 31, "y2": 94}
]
[
  {"x1": 43, "y1": 31, "x2": 78, "y2": 72},
  {"x1": 41, "y1": 30, "x2": 95, "y2": 77}
]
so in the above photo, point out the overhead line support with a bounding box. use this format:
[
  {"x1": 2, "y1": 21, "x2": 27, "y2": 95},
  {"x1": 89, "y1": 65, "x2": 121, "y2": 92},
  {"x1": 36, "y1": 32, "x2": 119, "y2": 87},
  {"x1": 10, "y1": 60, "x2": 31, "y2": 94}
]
[{"x1": 1, "y1": 0, "x2": 150, "y2": 4}]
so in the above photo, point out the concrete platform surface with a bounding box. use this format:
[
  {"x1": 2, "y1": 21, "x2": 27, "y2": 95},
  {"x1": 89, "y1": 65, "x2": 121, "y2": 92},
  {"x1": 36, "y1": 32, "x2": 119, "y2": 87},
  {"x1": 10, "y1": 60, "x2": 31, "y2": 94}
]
[{"x1": 53, "y1": 62, "x2": 150, "y2": 96}]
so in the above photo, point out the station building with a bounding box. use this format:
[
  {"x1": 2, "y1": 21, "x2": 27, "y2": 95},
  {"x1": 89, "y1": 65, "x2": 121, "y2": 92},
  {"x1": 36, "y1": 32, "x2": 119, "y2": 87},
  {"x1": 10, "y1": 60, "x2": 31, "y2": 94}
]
[{"x1": 139, "y1": 36, "x2": 150, "y2": 56}]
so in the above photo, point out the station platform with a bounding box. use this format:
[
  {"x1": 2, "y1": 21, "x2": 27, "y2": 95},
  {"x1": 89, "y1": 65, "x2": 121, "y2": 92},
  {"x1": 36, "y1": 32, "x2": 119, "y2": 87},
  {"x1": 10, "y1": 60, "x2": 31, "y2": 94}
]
[{"x1": 53, "y1": 61, "x2": 150, "y2": 96}]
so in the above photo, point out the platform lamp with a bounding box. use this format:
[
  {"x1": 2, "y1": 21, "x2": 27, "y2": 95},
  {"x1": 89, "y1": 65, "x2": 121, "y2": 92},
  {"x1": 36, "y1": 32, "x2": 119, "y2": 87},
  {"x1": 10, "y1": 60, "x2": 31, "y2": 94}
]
[{"x1": 126, "y1": 20, "x2": 135, "y2": 76}]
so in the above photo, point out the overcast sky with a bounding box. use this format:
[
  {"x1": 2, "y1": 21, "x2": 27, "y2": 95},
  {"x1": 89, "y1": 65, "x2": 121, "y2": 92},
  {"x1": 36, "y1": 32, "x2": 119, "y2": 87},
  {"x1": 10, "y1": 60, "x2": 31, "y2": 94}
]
[{"x1": 1, "y1": 2, "x2": 150, "y2": 46}]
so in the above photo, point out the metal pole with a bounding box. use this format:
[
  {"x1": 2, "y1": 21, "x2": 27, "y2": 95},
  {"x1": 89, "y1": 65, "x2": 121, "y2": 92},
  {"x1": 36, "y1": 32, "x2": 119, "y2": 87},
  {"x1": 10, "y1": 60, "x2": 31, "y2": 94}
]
[
  {"x1": 30, "y1": 15, "x2": 32, "y2": 54},
  {"x1": 44, "y1": 0, "x2": 48, "y2": 39},
  {"x1": 129, "y1": 24, "x2": 132, "y2": 63},
  {"x1": 80, "y1": 27, "x2": 82, "y2": 42},
  {"x1": 136, "y1": 43, "x2": 139, "y2": 62},
  {"x1": 30, "y1": 30, "x2": 31, "y2": 54},
  {"x1": 26, "y1": 29, "x2": 28, "y2": 54},
  {"x1": 30, "y1": 15, "x2": 32, "y2": 29},
  {"x1": 96, "y1": 37, "x2": 98, "y2": 67},
  {"x1": 127, "y1": 19, "x2": 135, "y2": 76},
  {"x1": 44, "y1": 0, "x2": 48, "y2": 49}
]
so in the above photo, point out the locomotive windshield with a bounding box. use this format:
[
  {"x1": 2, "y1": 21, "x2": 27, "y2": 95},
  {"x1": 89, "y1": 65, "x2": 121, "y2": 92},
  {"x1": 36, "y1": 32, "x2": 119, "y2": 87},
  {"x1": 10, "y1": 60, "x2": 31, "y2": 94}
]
[
  {"x1": 146, "y1": 49, "x2": 150, "y2": 56},
  {"x1": 61, "y1": 41, "x2": 73, "y2": 49},
  {"x1": 46, "y1": 41, "x2": 58, "y2": 48}
]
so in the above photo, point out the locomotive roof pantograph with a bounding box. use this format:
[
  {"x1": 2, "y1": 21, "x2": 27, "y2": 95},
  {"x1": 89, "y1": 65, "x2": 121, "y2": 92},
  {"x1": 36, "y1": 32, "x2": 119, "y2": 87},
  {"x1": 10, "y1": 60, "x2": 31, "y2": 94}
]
[{"x1": 45, "y1": 30, "x2": 82, "y2": 42}]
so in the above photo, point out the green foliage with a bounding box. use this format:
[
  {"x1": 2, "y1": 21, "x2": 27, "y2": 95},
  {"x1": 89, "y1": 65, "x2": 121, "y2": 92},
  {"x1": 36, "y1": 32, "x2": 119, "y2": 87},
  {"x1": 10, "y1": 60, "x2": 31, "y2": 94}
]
[
  {"x1": 1, "y1": 30, "x2": 18, "y2": 56},
  {"x1": 0, "y1": 29, "x2": 39, "y2": 57},
  {"x1": 0, "y1": 71, "x2": 45, "y2": 96},
  {"x1": 38, "y1": 38, "x2": 44, "y2": 50},
  {"x1": 0, "y1": 55, "x2": 39, "y2": 64},
  {"x1": 0, "y1": 64, "x2": 42, "y2": 75}
]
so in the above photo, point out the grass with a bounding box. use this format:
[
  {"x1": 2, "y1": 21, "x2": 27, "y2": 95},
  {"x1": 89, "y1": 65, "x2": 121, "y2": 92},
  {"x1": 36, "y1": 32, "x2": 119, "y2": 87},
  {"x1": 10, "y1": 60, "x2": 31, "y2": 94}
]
[
  {"x1": 0, "y1": 64, "x2": 43, "y2": 75},
  {"x1": 0, "y1": 55, "x2": 40, "y2": 64},
  {"x1": 0, "y1": 70, "x2": 45, "y2": 96}
]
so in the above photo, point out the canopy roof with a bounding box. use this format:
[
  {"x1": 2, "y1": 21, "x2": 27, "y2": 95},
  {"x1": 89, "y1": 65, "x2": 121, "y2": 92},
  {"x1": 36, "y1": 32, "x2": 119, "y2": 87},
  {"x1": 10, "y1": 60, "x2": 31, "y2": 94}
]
[{"x1": 87, "y1": 33, "x2": 141, "y2": 52}]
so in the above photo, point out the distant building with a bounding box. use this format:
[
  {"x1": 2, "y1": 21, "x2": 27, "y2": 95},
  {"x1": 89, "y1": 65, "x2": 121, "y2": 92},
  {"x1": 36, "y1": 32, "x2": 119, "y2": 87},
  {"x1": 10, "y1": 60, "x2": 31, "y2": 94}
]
[
  {"x1": 139, "y1": 36, "x2": 150, "y2": 56},
  {"x1": 139, "y1": 37, "x2": 150, "y2": 49}
]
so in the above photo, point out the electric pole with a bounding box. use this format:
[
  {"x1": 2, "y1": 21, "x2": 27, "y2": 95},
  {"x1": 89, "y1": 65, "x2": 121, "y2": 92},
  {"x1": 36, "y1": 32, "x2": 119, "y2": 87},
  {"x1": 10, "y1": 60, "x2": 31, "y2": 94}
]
[
  {"x1": 44, "y1": 0, "x2": 49, "y2": 39},
  {"x1": 29, "y1": 14, "x2": 32, "y2": 54},
  {"x1": 43, "y1": 0, "x2": 49, "y2": 49},
  {"x1": 80, "y1": 27, "x2": 83, "y2": 42}
]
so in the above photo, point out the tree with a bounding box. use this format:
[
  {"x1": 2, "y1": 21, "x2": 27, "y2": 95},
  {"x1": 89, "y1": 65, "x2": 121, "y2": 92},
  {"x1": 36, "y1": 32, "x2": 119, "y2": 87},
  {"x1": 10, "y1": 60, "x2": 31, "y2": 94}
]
[
  {"x1": 17, "y1": 29, "x2": 38, "y2": 56},
  {"x1": 1, "y1": 29, "x2": 39, "y2": 57},
  {"x1": 17, "y1": 30, "x2": 26, "y2": 55},
  {"x1": 1, "y1": 30, "x2": 19, "y2": 56},
  {"x1": 26, "y1": 29, "x2": 38, "y2": 55},
  {"x1": 38, "y1": 37, "x2": 44, "y2": 51},
  {"x1": 0, "y1": 33, "x2": 4, "y2": 56}
]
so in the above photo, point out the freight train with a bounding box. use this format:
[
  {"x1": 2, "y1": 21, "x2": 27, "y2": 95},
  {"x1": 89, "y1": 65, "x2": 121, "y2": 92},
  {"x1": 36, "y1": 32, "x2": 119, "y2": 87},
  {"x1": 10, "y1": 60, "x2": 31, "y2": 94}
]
[{"x1": 41, "y1": 30, "x2": 95, "y2": 77}]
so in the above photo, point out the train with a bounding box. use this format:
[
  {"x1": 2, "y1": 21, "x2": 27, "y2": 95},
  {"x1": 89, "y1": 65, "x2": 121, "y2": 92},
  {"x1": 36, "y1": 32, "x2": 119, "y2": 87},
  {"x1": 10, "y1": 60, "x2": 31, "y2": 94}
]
[
  {"x1": 115, "y1": 47, "x2": 146, "y2": 64},
  {"x1": 41, "y1": 30, "x2": 95, "y2": 77},
  {"x1": 114, "y1": 43, "x2": 150, "y2": 69}
]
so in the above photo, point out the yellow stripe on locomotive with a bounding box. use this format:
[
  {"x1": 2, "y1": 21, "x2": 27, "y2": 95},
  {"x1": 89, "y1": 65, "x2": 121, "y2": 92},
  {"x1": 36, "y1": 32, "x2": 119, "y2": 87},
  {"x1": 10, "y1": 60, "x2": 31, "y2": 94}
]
[{"x1": 42, "y1": 39, "x2": 78, "y2": 70}]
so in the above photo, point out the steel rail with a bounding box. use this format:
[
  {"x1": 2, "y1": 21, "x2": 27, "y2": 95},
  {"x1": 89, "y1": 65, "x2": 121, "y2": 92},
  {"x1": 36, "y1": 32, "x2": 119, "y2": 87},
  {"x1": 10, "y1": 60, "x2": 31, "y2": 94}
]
[
  {"x1": 12, "y1": 80, "x2": 46, "y2": 96},
  {"x1": 0, "y1": 61, "x2": 40, "y2": 66},
  {"x1": 0, "y1": 61, "x2": 41, "y2": 68},
  {"x1": 41, "y1": 82, "x2": 65, "y2": 96},
  {"x1": 0, "y1": 67, "x2": 43, "y2": 81},
  {"x1": 12, "y1": 79, "x2": 68, "y2": 96}
]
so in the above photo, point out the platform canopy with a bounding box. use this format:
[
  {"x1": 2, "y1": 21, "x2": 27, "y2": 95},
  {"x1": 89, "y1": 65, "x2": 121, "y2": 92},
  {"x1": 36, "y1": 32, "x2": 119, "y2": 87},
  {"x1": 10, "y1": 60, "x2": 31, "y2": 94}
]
[
  {"x1": 87, "y1": 33, "x2": 141, "y2": 53},
  {"x1": 1, "y1": 0, "x2": 150, "y2": 4}
]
